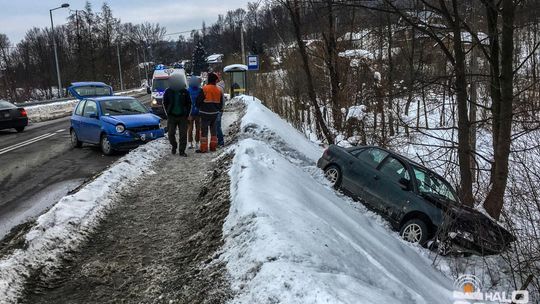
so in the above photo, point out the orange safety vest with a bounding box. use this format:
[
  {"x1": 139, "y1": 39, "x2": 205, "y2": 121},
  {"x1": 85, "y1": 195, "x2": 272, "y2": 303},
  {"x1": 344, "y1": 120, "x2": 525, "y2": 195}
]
[{"x1": 202, "y1": 85, "x2": 222, "y2": 104}]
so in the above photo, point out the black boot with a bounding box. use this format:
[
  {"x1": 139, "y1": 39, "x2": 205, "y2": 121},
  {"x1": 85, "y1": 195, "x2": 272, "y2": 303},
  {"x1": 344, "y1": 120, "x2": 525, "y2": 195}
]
[{"x1": 172, "y1": 145, "x2": 177, "y2": 154}]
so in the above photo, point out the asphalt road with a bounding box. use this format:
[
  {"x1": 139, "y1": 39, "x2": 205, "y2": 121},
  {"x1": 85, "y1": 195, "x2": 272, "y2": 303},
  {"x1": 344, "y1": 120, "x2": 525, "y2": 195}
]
[{"x1": 0, "y1": 94, "x2": 152, "y2": 239}]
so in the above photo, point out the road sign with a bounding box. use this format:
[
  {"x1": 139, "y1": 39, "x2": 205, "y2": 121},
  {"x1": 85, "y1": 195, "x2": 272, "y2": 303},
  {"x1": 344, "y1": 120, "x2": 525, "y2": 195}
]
[{"x1": 247, "y1": 55, "x2": 259, "y2": 71}]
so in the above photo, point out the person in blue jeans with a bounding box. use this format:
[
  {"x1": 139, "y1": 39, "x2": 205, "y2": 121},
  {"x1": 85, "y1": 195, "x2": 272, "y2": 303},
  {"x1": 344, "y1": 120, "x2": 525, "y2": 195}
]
[
  {"x1": 216, "y1": 79, "x2": 226, "y2": 147},
  {"x1": 216, "y1": 112, "x2": 224, "y2": 146}
]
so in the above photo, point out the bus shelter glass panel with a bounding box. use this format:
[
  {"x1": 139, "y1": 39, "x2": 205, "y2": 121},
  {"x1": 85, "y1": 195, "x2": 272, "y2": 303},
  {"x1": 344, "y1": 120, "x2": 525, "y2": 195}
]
[{"x1": 230, "y1": 72, "x2": 246, "y2": 97}]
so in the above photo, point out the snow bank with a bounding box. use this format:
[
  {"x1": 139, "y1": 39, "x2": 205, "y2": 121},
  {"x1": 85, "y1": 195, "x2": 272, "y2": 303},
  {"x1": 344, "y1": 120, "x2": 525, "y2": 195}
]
[
  {"x1": 24, "y1": 88, "x2": 145, "y2": 123},
  {"x1": 0, "y1": 138, "x2": 169, "y2": 302},
  {"x1": 25, "y1": 99, "x2": 78, "y2": 122},
  {"x1": 238, "y1": 95, "x2": 322, "y2": 162},
  {"x1": 224, "y1": 97, "x2": 453, "y2": 303},
  {"x1": 113, "y1": 87, "x2": 145, "y2": 96}
]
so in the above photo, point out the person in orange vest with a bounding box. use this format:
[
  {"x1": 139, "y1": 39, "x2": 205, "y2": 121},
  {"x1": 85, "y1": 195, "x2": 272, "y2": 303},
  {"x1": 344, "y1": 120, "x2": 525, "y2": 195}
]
[{"x1": 195, "y1": 72, "x2": 224, "y2": 153}]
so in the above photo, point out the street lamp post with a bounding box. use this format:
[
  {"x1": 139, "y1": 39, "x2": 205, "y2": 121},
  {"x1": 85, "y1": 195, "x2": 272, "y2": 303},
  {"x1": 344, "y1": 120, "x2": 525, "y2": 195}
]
[
  {"x1": 49, "y1": 3, "x2": 69, "y2": 98},
  {"x1": 116, "y1": 42, "x2": 124, "y2": 91},
  {"x1": 239, "y1": 20, "x2": 245, "y2": 65}
]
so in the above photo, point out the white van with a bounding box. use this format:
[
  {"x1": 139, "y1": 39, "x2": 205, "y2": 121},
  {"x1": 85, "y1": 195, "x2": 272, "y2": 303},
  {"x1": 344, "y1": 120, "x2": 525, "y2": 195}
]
[{"x1": 149, "y1": 67, "x2": 185, "y2": 117}]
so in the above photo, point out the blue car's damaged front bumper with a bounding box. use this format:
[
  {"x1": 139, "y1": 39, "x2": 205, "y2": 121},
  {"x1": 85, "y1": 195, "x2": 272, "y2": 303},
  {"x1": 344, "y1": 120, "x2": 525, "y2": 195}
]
[{"x1": 107, "y1": 128, "x2": 165, "y2": 151}]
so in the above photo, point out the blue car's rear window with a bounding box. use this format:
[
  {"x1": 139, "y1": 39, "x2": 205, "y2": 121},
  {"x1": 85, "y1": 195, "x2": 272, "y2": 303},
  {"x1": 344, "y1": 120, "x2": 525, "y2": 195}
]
[{"x1": 72, "y1": 86, "x2": 112, "y2": 98}]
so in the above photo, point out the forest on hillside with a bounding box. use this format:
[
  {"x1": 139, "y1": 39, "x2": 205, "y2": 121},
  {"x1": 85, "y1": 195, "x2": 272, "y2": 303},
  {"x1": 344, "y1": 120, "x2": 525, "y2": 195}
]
[{"x1": 0, "y1": 1, "x2": 282, "y2": 102}]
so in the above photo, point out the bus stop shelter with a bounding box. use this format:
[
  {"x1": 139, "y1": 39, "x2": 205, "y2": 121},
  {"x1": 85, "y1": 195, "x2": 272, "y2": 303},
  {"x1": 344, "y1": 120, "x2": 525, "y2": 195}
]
[{"x1": 223, "y1": 64, "x2": 248, "y2": 97}]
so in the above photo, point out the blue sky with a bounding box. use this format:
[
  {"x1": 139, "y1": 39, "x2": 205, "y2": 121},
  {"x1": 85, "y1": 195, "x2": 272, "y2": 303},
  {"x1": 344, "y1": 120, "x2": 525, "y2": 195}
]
[{"x1": 0, "y1": 0, "x2": 251, "y2": 43}]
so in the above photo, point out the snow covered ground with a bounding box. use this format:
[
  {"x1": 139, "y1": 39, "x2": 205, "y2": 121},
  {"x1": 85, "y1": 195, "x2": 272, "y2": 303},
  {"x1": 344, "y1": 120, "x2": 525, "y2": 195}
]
[
  {"x1": 25, "y1": 99, "x2": 78, "y2": 122},
  {"x1": 223, "y1": 96, "x2": 454, "y2": 304},
  {"x1": 0, "y1": 138, "x2": 169, "y2": 302}
]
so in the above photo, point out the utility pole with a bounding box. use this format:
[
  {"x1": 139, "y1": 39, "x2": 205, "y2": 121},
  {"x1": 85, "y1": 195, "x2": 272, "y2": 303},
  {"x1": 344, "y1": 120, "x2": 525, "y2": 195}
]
[
  {"x1": 116, "y1": 43, "x2": 124, "y2": 91},
  {"x1": 136, "y1": 47, "x2": 142, "y2": 85},
  {"x1": 240, "y1": 20, "x2": 245, "y2": 64},
  {"x1": 141, "y1": 46, "x2": 149, "y2": 85},
  {"x1": 49, "y1": 3, "x2": 70, "y2": 98}
]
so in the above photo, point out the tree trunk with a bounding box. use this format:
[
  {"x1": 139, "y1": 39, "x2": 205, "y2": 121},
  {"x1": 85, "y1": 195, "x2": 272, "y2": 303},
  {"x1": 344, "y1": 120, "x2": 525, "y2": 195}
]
[
  {"x1": 469, "y1": 42, "x2": 479, "y2": 183},
  {"x1": 484, "y1": 0, "x2": 515, "y2": 219},
  {"x1": 386, "y1": 12, "x2": 395, "y2": 137},
  {"x1": 321, "y1": 0, "x2": 343, "y2": 132},
  {"x1": 450, "y1": 1, "x2": 474, "y2": 206}
]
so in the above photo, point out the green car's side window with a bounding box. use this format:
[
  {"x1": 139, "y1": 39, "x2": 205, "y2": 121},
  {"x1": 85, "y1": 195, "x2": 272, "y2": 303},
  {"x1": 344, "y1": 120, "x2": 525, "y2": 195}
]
[
  {"x1": 379, "y1": 156, "x2": 410, "y2": 184},
  {"x1": 356, "y1": 148, "x2": 389, "y2": 168},
  {"x1": 413, "y1": 166, "x2": 457, "y2": 202}
]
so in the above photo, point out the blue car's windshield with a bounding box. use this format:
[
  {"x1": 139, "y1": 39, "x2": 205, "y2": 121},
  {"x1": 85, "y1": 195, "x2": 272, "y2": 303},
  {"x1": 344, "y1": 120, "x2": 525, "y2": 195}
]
[{"x1": 100, "y1": 99, "x2": 148, "y2": 116}]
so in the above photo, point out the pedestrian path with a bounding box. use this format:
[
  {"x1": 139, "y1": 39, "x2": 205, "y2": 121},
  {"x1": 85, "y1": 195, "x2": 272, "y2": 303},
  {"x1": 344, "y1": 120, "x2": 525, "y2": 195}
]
[{"x1": 22, "y1": 109, "x2": 239, "y2": 304}]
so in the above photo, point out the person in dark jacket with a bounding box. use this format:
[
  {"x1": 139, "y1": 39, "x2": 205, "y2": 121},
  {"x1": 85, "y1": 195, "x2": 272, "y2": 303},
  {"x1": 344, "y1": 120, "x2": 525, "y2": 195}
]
[
  {"x1": 196, "y1": 72, "x2": 223, "y2": 153},
  {"x1": 187, "y1": 76, "x2": 202, "y2": 150},
  {"x1": 162, "y1": 72, "x2": 191, "y2": 156}
]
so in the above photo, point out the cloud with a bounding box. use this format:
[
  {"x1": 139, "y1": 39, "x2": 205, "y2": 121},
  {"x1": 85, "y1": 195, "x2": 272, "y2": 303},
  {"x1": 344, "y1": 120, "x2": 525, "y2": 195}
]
[{"x1": 0, "y1": 0, "x2": 250, "y2": 43}]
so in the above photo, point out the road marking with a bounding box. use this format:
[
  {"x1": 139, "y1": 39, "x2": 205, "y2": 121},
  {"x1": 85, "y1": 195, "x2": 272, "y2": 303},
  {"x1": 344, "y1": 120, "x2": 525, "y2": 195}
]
[
  {"x1": 0, "y1": 132, "x2": 53, "y2": 152},
  {"x1": 56, "y1": 129, "x2": 66, "y2": 133},
  {"x1": 0, "y1": 133, "x2": 57, "y2": 155}
]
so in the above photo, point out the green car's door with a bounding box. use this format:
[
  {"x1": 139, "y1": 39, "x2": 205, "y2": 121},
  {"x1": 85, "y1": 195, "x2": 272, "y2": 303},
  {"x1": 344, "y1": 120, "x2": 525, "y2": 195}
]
[
  {"x1": 348, "y1": 148, "x2": 389, "y2": 208},
  {"x1": 365, "y1": 155, "x2": 417, "y2": 221}
]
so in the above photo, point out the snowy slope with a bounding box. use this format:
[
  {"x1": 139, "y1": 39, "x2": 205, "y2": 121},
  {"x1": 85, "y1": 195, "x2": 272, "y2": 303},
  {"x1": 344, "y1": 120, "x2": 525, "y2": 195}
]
[
  {"x1": 223, "y1": 96, "x2": 454, "y2": 304},
  {"x1": 240, "y1": 96, "x2": 322, "y2": 162},
  {"x1": 0, "y1": 138, "x2": 169, "y2": 302}
]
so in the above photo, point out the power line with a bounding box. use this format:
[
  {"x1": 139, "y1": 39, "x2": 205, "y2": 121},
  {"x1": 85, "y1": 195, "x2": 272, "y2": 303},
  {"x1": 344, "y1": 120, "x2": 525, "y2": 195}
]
[{"x1": 164, "y1": 29, "x2": 202, "y2": 36}]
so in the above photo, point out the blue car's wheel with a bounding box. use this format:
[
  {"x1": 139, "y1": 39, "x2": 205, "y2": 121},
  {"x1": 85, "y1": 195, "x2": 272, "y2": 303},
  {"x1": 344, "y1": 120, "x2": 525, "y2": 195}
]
[
  {"x1": 100, "y1": 134, "x2": 114, "y2": 155},
  {"x1": 70, "y1": 129, "x2": 82, "y2": 148}
]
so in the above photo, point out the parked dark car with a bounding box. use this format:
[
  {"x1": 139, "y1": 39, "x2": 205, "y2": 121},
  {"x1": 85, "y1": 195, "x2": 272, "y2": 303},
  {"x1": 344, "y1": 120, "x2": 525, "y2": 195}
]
[
  {"x1": 317, "y1": 145, "x2": 515, "y2": 255},
  {"x1": 0, "y1": 100, "x2": 28, "y2": 133}
]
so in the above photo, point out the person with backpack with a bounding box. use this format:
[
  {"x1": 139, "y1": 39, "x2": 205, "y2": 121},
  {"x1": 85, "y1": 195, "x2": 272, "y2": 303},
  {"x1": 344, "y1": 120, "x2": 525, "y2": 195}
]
[
  {"x1": 196, "y1": 72, "x2": 223, "y2": 153},
  {"x1": 187, "y1": 76, "x2": 202, "y2": 150},
  {"x1": 162, "y1": 72, "x2": 191, "y2": 156}
]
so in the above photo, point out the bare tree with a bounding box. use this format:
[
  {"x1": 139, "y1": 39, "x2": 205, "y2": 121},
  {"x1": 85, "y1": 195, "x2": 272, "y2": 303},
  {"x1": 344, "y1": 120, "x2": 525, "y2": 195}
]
[
  {"x1": 482, "y1": 0, "x2": 517, "y2": 219},
  {"x1": 279, "y1": 0, "x2": 335, "y2": 144}
]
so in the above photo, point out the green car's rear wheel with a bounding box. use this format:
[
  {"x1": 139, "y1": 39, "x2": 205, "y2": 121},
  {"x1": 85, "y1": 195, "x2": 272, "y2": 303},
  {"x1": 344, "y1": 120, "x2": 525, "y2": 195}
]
[
  {"x1": 400, "y1": 219, "x2": 429, "y2": 245},
  {"x1": 324, "y1": 165, "x2": 342, "y2": 188}
]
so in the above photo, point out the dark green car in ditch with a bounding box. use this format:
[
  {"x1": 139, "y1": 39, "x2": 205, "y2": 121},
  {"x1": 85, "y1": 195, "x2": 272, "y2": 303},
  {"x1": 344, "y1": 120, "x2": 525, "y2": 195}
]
[{"x1": 317, "y1": 145, "x2": 515, "y2": 256}]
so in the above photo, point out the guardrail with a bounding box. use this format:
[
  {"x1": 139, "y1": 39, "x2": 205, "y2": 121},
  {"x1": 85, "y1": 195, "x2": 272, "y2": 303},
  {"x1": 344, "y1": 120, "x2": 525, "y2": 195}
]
[{"x1": 13, "y1": 88, "x2": 146, "y2": 107}]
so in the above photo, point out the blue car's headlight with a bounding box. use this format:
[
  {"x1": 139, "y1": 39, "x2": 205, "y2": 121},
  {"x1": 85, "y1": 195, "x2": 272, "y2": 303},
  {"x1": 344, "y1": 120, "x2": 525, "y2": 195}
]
[{"x1": 116, "y1": 124, "x2": 125, "y2": 133}]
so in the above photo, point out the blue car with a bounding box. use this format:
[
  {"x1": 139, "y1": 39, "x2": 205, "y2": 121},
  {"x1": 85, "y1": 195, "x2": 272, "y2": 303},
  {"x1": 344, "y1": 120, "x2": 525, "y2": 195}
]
[{"x1": 69, "y1": 82, "x2": 165, "y2": 155}]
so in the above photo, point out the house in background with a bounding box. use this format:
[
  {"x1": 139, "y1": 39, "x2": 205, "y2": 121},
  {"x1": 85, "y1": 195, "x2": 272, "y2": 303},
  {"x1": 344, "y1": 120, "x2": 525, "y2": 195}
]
[{"x1": 207, "y1": 54, "x2": 224, "y2": 72}]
